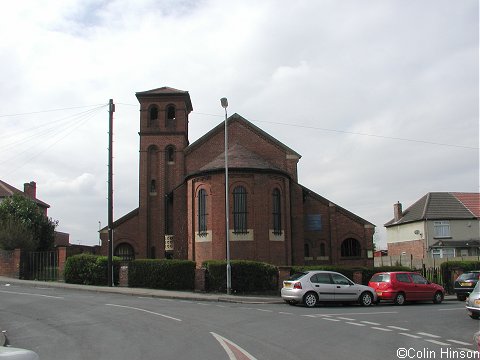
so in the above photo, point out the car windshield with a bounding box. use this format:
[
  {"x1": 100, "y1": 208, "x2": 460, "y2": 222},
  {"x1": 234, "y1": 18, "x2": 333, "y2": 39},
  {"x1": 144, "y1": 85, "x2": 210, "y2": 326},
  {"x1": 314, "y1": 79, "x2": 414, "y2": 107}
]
[
  {"x1": 473, "y1": 281, "x2": 480, "y2": 293},
  {"x1": 287, "y1": 272, "x2": 307, "y2": 281},
  {"x1": 457, "y1": 272, "x2": 480, "y2": 281},
  {"x1": 370, "y1": 273, "x2": 390, "y2": 282}
]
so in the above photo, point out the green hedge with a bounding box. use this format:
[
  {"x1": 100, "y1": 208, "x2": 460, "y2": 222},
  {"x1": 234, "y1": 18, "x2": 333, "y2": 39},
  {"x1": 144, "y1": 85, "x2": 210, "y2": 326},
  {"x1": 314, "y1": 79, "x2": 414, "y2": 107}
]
[
  {"x1": 64, "y1": 254, "x2": 121, "y2": 285},
  {"x1": 128, "y1": 259, "x2": 195, "y2": 290},
  {"x1": 290, "y1": 265, "x2": 411, "y2": 285},
  {"x1": 203, "y1": 260, "x2": 278, "y2": 293},
  {"x1": 440, "y1": 260, "x2": 480, "y2": 272}
]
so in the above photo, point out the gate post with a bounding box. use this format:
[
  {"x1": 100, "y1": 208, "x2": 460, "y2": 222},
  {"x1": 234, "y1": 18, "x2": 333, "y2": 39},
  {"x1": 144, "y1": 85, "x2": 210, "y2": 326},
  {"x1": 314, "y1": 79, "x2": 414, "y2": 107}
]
[{"x1": 57, "y1": 247, "x2": 67, "y2": 281}]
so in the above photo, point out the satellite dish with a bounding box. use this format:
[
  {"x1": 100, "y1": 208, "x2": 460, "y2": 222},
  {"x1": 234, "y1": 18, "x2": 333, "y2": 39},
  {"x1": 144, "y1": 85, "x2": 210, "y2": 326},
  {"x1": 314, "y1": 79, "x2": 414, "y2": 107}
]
[{"x1": 414, "y1": 230, "x2": 420, "y2": 235}]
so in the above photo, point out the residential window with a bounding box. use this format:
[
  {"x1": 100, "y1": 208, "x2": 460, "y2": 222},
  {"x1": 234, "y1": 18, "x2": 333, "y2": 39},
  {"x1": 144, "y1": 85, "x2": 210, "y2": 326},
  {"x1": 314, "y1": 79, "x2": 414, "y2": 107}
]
[
  {"x1": 272, "y1": 188, "x2": 282, "y2": 235},
  {"x1": 233, "y1": 186, "x2": 247, "y2": 233},
  {"x1": 341, "y1": 238, "x2": 361, "y2": 257},
  {"x1": 319, "y1": 243, "x2": 326, "y2": 257},
  {"x1": 304, "y1": 243, "x2": 310, "y2": 258},
  {"x1": 432, "y1": 248, "x2": 455, "y2": 258},
  {"x1": 433, "y1": 221, "x2": 450, "y2": 238},
  {"x1": 198, "y1": 189, "x2": 207, "y2": 236}
]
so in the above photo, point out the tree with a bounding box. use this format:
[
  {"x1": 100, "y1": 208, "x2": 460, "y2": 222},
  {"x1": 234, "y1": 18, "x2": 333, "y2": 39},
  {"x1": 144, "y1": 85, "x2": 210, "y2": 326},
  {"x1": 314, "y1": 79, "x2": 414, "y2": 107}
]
[{"x1": 0, "y1": 193, "x2": 58, "y2": 251}]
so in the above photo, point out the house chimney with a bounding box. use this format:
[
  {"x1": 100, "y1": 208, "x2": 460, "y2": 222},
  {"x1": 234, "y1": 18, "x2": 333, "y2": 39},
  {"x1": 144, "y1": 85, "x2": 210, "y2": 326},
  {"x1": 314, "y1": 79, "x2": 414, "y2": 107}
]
[
  {"x1": 394, "y1": 201, "x2": 402, "y2": 222},
  {"x1": 24, "y1": 181, "x2": 37, "y2": 199}
]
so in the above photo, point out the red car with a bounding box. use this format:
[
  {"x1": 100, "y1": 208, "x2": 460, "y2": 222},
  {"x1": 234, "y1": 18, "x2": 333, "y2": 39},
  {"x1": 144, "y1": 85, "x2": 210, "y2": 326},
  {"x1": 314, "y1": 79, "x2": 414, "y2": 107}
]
[{"x1": 368, "y1": 271, "x2": 445, "y2": 305}]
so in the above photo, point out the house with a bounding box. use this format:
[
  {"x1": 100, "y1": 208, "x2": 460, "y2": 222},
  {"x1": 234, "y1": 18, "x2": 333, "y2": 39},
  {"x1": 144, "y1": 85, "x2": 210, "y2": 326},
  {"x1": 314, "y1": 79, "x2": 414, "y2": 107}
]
[
  {"x1": 385, "y1": 192, "x2": 480, "y2": 259},
  {"x1": 100, "y1": 87, "x2": 375, "y2": 267},
  {"x1": 0, "y1": 179, "x2": 70, "y2": 246}
]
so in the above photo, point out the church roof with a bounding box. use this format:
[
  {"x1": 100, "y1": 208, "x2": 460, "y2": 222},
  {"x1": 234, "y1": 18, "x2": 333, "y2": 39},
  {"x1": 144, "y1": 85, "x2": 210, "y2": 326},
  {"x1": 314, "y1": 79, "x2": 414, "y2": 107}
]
[
  {"x1": 186, "y1": 113, "x2": 301, "y2": 158},
  {"x1": 198, "y1": 143, "x2": 283, "y2": 173}
]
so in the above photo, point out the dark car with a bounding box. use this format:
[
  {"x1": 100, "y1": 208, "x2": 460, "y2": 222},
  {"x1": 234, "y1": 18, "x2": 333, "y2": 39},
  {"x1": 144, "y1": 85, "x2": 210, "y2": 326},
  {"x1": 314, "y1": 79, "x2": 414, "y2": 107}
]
[
  {"x1": 368, "y1": 271, "x2": 444, "y2": 305},
  {"x1": 454, "y1": 271, "x2": 480, "y2": 301}
]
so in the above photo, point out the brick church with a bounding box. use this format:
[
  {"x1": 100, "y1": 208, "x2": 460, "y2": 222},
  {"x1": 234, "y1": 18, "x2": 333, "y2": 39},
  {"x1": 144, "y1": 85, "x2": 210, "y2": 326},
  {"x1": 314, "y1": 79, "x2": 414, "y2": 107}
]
[{"x1": 100, "y1": 87, "x2": 375, "y2": 267}]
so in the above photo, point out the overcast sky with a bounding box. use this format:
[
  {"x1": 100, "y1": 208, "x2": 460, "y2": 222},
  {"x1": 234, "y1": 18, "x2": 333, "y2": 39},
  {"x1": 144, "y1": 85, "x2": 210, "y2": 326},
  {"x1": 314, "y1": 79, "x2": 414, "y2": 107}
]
[{"x1": 1, "y1": 0, "x2": 478, "y2": 249}]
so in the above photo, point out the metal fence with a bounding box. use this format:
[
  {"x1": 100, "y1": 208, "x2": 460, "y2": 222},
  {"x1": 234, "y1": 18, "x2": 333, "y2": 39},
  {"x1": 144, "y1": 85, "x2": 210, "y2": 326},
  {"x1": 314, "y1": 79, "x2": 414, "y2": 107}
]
[{"x1": 20, "y1": 250, "x2": 59, "y2": 281}]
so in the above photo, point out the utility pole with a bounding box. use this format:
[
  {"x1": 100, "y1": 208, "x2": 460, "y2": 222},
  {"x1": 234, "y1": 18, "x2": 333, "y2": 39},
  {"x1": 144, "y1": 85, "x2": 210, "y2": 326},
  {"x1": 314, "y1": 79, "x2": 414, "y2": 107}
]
[{"x1": 107, "y1": 99, "x2": 115, "y2": 287}]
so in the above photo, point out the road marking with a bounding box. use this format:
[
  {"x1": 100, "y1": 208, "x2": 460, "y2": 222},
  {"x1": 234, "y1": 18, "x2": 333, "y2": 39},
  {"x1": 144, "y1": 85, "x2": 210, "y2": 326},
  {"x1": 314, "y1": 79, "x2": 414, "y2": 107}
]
[
  {"x1": 387, "y1": 326, "x2": 409, "y2": 331},
  {"x1": 417, "y1": 332, "x2": 441, "y2": 338},
  {"x1": 0, "y1": 290, "x2": 64, "y2": 299},
  {"x1": 438, "y1": 308, "x2": 465, "y2": 311},
  {"x1": 337, "y1": 317, "x2": 355, "y2": 321},
  {"x1": 371, "y1": 327, "x2": 393, "y2": 332},
  {"x1": 211, "y1": 332, "x2": 258, "y2": 360},
  {"x1": 322, "y1": 318, "x2": 341, "y2": 322},
  {"x1": 278, "y1": 312, "x2": 294, "y2": 315},
  {"x1": 424, "y1": 339, "x2": 451, "y2": 346},
  {"x1": 105, "y1": 304, "x2": 181, "y2": 322},
  {"x1": 346, "y1": 322, "x2": 366, "y2": 326},
  {"x1": 216, "y1": 305, "x2": 227, "y2": 308},
  {"x1": 197, "y1": 302, "x2": 210, "y2": 306},
  {"x1": 302, "y1": 311, "x2": 397, "y2": 318},
  {"x1": 361, "y1": 321, "x2": 381, "y2": 326},
  {"x1": 399, "y1": 333, "x2": 422, "y2": 339},
  {"x1": 447, "y1": 340, "x2": 472, "y2": 346},
  {"x1": 255, "y1": 309, "x2": 273, "y2": 312}
]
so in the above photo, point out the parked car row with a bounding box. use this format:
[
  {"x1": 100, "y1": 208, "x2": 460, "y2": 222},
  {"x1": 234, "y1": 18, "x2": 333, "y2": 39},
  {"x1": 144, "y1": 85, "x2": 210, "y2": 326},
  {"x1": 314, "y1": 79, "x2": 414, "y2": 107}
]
[{"x1": 281, "y1": 271, "x2": 445, "y2": 307}]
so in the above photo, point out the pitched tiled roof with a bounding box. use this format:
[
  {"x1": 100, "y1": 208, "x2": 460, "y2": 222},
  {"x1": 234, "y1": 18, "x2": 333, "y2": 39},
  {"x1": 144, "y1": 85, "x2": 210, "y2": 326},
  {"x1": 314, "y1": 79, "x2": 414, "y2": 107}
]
[
  {"x1": 198, "y1": 143, "x2": 282, "y2": 173},
  {"x1": 385, "y1": 192, "x2": 479, "y2": 227},
  {"x1": 135, "y1": 87, "x2": 193, "y2": 112},
  {"x1": 0, "y1": 179, "x2": 50, "y2": 208}
]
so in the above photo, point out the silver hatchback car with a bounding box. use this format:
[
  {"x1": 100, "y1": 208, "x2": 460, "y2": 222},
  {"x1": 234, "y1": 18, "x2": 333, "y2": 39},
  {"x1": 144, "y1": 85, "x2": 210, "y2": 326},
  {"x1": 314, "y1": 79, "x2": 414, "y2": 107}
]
[
  {"x1": 466, "y1": 281, "x2": 480, "y2": 319},
  {"x1": 281, "y1": 270, "x2": 377, "y2": 307}
]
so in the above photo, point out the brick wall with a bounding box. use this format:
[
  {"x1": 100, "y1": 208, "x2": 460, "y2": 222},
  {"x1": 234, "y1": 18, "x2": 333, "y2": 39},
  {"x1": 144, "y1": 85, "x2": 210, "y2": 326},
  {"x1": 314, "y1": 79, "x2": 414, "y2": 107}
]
[
  {"x1": 388, "y1": 239, "x2": 426, "y2": 259},
  {"x1": 0, "y1": 249, "x2": 21, "y2": 278}
]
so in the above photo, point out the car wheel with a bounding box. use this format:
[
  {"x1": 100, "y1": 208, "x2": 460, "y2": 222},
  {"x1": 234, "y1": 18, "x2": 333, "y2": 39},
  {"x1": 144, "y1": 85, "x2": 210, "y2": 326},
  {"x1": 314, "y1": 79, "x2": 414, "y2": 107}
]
[
  {"x1": 359, "y1": 292, "x2": 373, "y2": 306},
  {"x1": 457, "y1": 294, "x2": 467, "y2": 301},
  {"x1": 303, "y1": 292, "x2": 318, "y2": 308},
  {"x1": 394, "y1": 292, "x2": 406, "y2": 305},
  {"x1": 470, "y1": 313, "x2": 480, "y2": 320},
  {"x1": 433, "y1": 291, "x2": 443, "y2": 304}
]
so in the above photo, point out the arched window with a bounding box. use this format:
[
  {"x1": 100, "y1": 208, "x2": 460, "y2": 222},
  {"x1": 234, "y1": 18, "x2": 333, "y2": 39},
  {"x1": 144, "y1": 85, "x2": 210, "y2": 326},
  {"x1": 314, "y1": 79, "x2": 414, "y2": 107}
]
[
  {"x1": 166, "y1": 146, "x2": 175, "y2": 163},
  {"x1": 341, "y1": 238, "x2": 361, "y2": 257},
  {"x1": 198, "y1": 189, "x2": 207, "y2": 235},
  {"x1": 149, "y1": 106, "x2": 159, "y2": 127},
  {"x1": 166, "y1": 105, "x2": 175, "y2": 128},
  {"x1": 233, "y1": 186, "x2": 247, "y2": 233},
  {"x1": 319, "y1": 243, "x2": 326, "y2": 257},
  {"x1": 150, "y1": 179, "x2": 156, "y2": 193},
  {"x1": 114, "y1": 243, "x2": 135, "y2": 261},
  {"x1": 304, "y1": 243, "x2": 310, "y2": 257},
  {"x1": 272, "y1": 188, "x2": 282, "y2": 235}
]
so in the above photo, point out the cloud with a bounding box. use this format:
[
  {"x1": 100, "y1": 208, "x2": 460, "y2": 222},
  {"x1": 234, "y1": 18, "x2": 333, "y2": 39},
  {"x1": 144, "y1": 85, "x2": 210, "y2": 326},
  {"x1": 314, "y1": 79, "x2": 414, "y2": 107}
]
[{"x1": 0, "y1": 0, "x2": 477, "y2": 248}]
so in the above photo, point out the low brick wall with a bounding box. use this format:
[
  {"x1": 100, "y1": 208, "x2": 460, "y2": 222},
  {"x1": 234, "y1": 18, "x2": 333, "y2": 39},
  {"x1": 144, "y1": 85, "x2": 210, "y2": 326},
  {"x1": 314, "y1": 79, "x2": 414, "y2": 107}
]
[{"x1": 0, "y1": 249, "x2": 21, "y2": 278}]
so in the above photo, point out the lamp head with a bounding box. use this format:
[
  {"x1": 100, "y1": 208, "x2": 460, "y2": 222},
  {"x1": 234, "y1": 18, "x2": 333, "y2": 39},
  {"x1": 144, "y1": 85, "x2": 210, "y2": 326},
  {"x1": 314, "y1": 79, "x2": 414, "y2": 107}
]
[{"x1": 220, "y1": 97, "x2": 228, "y2": 108}]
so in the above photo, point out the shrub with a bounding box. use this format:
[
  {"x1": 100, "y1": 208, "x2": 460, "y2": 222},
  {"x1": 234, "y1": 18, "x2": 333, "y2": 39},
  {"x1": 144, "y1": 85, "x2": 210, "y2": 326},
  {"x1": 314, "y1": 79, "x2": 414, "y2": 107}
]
[
  {"x1": 128, "y1": 259, "x2": 195, "y2": 290},
  {"x1": 64, "y1": 254, "x2": 121, "y2": 285},
  {"x1": 203, "y1": 260, "x2": 278, "y2": 293}
]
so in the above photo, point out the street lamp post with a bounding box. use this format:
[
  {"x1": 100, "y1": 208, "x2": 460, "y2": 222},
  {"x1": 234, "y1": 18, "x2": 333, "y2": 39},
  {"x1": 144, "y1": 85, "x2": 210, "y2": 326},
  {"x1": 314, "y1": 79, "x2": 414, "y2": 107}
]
[{"x1": 220, "y1": 97, "x2": 231, "y2": 295}]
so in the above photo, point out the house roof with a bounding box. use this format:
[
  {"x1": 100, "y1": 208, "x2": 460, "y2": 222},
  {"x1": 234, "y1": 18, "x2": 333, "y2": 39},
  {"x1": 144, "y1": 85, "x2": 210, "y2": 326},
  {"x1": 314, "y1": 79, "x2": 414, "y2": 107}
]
[
  {"x1": 385, "y1": 192, "x2": 479, "y2": 227},
  {"x1": 185, "y1": 113, "x2": 301, "y2": 159},
  {"x1": 135, "y1": 87, "x2": 193, "y2": 112},
  {"x1": 0, "y1": 179, "x2": 50, "y2": 208}
]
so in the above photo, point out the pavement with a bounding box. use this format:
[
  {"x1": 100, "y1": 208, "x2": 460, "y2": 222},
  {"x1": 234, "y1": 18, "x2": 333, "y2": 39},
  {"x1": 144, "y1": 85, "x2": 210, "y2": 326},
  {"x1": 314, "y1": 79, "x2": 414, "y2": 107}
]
[{"x1": 0, "y1": 276, "x2": 458, "y2": 304}]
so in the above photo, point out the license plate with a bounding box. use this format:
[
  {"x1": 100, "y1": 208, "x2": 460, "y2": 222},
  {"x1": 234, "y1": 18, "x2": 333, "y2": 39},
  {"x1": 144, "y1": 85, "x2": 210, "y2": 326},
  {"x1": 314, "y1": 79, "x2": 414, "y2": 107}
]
[
  {"x1": 461, "y1": 282, "x2": 471, "y2": 286},
  {"x1": 376, "y1": 291, "x2": 382, "y2": 296},
  {"x1": 284, "y1": 282, "x2": 292, "y2": 289}
]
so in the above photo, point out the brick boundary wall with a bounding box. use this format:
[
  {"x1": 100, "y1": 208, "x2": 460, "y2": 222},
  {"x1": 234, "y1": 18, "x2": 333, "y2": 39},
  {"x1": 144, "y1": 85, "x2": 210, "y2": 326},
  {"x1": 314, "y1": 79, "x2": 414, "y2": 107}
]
[{"x1": 0, "y1": 249, "x2": 21, "y2": 278}]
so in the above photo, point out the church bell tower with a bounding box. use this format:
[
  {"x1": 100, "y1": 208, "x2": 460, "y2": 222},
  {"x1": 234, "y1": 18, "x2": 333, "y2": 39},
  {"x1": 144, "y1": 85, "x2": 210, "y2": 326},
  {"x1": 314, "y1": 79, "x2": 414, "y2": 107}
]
[{"x1": 135, "y1": 87, "x2": 193, "y2": 258}]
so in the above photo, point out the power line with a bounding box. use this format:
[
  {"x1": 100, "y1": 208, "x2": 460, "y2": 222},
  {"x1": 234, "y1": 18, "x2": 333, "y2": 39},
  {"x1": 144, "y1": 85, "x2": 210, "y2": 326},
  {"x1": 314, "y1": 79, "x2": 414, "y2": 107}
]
[{"x1": 0, "y1": 104, "x2": 107, "y2": 118}]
